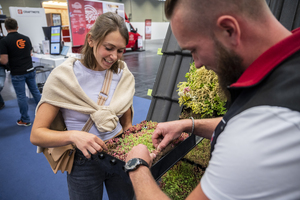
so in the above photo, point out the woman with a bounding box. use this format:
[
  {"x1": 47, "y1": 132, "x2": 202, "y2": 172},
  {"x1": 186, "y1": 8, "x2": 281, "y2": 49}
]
[{"x1": 30, "y1": 12, "x2": 135, "y2": 200}]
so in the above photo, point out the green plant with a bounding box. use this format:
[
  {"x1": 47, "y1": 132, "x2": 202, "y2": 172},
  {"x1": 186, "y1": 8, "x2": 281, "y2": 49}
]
[
  {"x1": 159, "y1": 63, "x2": 228, "y2": 199},
  {"x1": 105, "y1": 121, "x2": 189, "y2": 162},
  {"x1": 183, "y1": 138, "x2": 211, "y2": 168},
  {"x1": 160, "y1": 161, "x2": 204, "y2": 200},
  {"x1": 177, "y1": 62, "x2": 227, "y2": 118}
]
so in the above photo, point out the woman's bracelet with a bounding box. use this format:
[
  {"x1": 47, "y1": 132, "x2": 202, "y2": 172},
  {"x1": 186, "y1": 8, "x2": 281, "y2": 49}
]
[{"x1": 189, "y1": 117, "x2": 194, "y2": 135}]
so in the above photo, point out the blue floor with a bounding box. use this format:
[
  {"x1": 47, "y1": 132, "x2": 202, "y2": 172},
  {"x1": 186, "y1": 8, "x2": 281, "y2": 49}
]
[{"x1": 0, "y1": 96, "x2": 151, "y2": 200}]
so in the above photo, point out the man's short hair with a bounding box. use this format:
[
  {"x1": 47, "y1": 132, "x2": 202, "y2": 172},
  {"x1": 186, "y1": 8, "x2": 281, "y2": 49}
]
[
  {"x1": 165, "y1": 0, "x2": 178, "y2": 19},
  {"x1": 5, "y1": 18, "x2": 18, "y2": 31}
]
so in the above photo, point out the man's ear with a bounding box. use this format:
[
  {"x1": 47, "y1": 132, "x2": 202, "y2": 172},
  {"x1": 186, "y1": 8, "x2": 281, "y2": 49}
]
[{"x1": 216, "y1": 15, "x2": 241, "y2": 47}]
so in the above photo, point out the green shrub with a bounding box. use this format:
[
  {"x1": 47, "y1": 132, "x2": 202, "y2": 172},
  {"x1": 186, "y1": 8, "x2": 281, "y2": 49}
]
[
  {"x1": 160, "y1": 62, "x2": 227, "y2": 199},
  {"x1": 160, "y1": 161, "x2": 204, "y2": 200},
  {"x1": 177, "y1": 62, "x2": 227, "y2": 118}
]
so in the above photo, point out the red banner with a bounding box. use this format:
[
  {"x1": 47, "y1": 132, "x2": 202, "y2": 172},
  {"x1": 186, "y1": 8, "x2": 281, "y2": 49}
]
[
  {"x1": 84, "y1": 1, "x2": 103, "y2": 33},
  {"x1": 67, "y1": 0, "x2": 124, "y2": 47},
  {"x1": 68, "y1": 0, "x2": 87, "y2": 46},
  {"x1": 145, "y1": 19, "x2": 152, "y2": 40}
]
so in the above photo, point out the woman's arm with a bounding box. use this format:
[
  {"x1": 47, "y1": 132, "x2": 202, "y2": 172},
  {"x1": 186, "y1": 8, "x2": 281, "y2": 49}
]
[
  {"x1": 30, "y1": 103, "x2": 72, "y2": 147},
  {"x1": 30, "y1": 103, "x2": 107, "y2": 158},
  {"x1": 119, "y1": 107, "x2": 132, "y2": 132}
]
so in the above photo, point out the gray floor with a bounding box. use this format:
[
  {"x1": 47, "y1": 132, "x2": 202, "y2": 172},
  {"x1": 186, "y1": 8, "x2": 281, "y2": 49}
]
[
  {"x1": 124, "y1": 39, "x2": 163, "y2": 99},
  {"x1": 1, "y1": 39, "x2": 164, "y2": 101}
]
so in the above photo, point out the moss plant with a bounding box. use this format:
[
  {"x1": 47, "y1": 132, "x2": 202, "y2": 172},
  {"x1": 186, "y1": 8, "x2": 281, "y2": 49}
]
[
  {"x1": 105, "y1": 120, "x2": 189, "y2": 162},
  {"x1": 159, "y1": 62, "x2": 228, "y2": 199},
  {"x1": 160, "y1": 161, "x2": 204, "y2": 200},
  {"x1": 183, "y1": 138, "x2": 211, "y2": 168},
  {"x1": 177, "y1": 62, "x2": 227, "y2": 118}
]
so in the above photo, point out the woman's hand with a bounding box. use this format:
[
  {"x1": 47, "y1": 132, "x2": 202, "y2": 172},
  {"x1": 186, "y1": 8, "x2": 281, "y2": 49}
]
[{"x1": 70, "y1": 131, "x2": 108, "y2": 159}]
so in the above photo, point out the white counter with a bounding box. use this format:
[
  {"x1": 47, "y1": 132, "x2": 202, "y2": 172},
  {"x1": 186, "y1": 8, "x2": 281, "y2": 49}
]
[{"x1": 32, "y1": 53, "x2": 67, "y2": 68}]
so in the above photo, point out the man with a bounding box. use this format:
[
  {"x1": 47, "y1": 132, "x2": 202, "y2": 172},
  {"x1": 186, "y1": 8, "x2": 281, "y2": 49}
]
[
  {"x1": 125, "y1": 0, "x2": 300, "y2": 199},
  {"x1": 0, "y1": 18, "x2": 41, "y2": 126}
]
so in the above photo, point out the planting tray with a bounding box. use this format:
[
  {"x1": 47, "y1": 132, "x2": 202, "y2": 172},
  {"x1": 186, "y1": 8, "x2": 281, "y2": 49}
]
[{"x1": 99, "y1": 134, "x2": 203, "y2": 183}]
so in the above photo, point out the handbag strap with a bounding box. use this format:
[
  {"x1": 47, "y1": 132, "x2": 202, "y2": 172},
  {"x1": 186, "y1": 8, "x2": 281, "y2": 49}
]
[{"x1": 81, "y1": 69, "x2": 114, "y2": 132}]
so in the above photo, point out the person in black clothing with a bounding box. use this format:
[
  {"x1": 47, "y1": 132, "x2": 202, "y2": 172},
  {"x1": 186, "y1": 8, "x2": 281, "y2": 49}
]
[
  {"x1": 0, "y1": 33, "x2": 8, "y2": 109},
  {"x1": 0, "y1": 18, "x2": 41, "y2": 126}
]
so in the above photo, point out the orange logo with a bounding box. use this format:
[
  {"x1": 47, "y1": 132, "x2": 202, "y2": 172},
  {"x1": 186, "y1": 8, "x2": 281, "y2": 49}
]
[
  {"x1": 16, "y1": 39, "x2": 26, "y2": 49},
  {"x1": 18, "y1": 9, "x2": 23, "y2": 14}
]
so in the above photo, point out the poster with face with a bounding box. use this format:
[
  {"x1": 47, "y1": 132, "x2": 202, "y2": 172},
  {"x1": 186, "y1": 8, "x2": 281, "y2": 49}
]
[
  {"x1": 68, "y1": 0, "x2": 87, "y2": 46},
  {"x1": 102, "y1": 2, "x2": 125, "y2": 20},
  {"x1": 84, "y1": 1, "x2": 103, "y2": 33}
]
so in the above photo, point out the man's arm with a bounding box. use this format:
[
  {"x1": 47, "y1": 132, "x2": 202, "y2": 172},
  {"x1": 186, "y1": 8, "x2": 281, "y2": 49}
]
[
  {"x1": 127, "y1": 144, "x2": 210, "y2": 200},
  {"x1": 129, "y1": 166, "x2": 170, "y2": 200},
  {"x1": 0, "y1": 54, "x2": 8, "y2": 65},
  {"x1": 152, "y1": 117, "x2": 222, "y2": 151}
]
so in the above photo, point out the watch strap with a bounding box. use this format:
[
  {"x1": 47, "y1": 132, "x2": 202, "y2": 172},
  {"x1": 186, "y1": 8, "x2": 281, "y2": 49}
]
[{"x1": 124, "y1": 158, "x2": 149, "y2": 173}]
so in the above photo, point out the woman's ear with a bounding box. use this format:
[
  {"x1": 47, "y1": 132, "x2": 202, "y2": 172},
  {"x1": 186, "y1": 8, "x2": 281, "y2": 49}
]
[
  {"x1": 88, "y1": 34, "x2": 93, "y2": 47},
  {"x1": 216, "y1": 15, "x2": 241, "y2": 47}
]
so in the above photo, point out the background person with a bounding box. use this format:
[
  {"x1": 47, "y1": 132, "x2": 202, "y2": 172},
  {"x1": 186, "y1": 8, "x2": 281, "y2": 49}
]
[
  {"x1": 0, "y1": 18, "x2": 41, "y2": 125},
  {"x1": 125, "y1": 0, "x2": 300, "y2": 199},
  {"x1": 0, "y1": 63, "x2": 6, "y2": 110},
  {"x1": 30, "y1": 12, "x2": 135, "y2": 200},
  {"x1": 0, "y1": 33, "x2": 7, "y2": 109}
]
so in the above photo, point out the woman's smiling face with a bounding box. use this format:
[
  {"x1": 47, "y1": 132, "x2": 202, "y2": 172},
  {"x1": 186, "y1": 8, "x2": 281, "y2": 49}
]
[{"x1": 89, "y1": 30, "x2": 126, "y2": 71}]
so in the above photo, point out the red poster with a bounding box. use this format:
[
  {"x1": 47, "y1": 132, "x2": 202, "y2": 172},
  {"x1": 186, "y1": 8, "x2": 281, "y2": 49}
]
[
  {"x1": 145, "y1": 19, "x2": 152, "y2": 40},
  {"x1": 84, "y1": 1, "x2": 103, "y2": 33},
  {"x1": 68, "y1": 0, "x2": 86, "y2": 46}
]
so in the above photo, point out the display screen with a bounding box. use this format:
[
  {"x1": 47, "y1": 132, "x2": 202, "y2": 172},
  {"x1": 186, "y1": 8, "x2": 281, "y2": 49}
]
[
  {"x1": 52, "y1": 14, "x2": 61, "y2": 26},
  {"x1": 50, "y1": 43, "x2": 60, "y2": 55},
  {"x1": 50, "y1": 26, "x2": 61, "y2": 43},
  {"x1": 60, "y1": 46, "x2": 69, "y2": 56},
  {"x1": 50, "y1": 25, "x2": 61, "y2": 55},
  {"x1": 42, "y1": 26, "x2": 51, "y2": 41}
]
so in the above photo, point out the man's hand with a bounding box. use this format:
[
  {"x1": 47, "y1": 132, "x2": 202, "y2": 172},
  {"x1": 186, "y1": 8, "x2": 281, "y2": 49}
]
[
  {"x1": 0, "y1": 54, "x2": 8, "y2": 65},
  {"x1": 152, "y1": 120, "x2": 187, "y2": 151},
  {"x1": 126, "y1": 144, "x2": 156, "y2": 167}
]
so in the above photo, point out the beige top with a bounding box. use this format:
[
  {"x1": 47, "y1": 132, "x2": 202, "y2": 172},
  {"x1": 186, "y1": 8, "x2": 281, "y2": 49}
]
[{"x1": 36, "y1": 57, "x2": 135, "y2": 153}]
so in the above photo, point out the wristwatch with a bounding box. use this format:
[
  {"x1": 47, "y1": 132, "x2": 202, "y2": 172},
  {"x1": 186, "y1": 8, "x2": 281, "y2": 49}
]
[{"x1": 124, "y1": 158, "x2": 149, "y2": 173}]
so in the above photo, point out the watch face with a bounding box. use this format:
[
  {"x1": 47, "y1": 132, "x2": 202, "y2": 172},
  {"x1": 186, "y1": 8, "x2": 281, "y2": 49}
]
[{"x1": 125, "y1": 158, "x2": 139, "y2": 170}]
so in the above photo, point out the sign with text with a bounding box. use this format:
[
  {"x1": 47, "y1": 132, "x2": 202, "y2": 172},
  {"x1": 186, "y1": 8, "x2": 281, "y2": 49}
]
[
  {"x1": 68, "y1": 0, "x2": 86, "y2": 46},
  {"x1": 67, "y1": 0, "x2": 125, "y2": 47},
  {"x1": 102, "y1": 2, "x2": 125, "y2": 20},
  {"x1": 138, "y1": 35, "x2": 143, "y2": 48},
  {"x1": 84, "y1": 1, "x2": 103, "y2": 33},
  {"x1": 145, "y1": 19, "x2": 152, "y2": 40}
]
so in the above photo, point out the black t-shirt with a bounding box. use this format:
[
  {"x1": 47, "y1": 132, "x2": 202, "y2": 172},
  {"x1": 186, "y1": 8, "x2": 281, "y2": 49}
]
[
  {"x1": 0, "y1": 36, "x2": 9, "y2": 70},
  {"x1": 0, "y1": 32, "x2": 33, "y2": 75}
]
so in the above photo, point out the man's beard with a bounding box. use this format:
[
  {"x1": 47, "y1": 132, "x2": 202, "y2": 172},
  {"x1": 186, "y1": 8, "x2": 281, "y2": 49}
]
[{"x1": 213, "y1": 39, "x2": 245, "y2": 101}]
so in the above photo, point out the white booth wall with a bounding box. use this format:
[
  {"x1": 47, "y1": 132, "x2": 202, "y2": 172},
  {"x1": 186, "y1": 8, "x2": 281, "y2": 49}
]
[
  {"x1": 9, "y1": 7, "x2": 48, "y2": 49},
  {"x1": 131, "y1": 22, "x2": 169, "y2": 40}
]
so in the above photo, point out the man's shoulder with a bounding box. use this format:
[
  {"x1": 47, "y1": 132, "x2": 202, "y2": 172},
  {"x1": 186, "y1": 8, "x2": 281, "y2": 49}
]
[
  {"x1": 7, "y1": 32, "x2": 29, "y2": 40},
  {"x1": 15, "y1": 32, "x2": 30, "y2": 40}
]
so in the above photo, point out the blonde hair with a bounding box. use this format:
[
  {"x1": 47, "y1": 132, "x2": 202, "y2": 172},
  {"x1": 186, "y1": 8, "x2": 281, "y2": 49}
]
[{"x1": 80, "y1": 12, "x2": 129, "y2": 73}]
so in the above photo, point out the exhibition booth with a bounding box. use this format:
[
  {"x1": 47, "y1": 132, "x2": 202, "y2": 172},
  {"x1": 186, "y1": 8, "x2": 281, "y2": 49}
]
[
  {"x1": 6, "y1": 0, "x2": 169, "y2": 59},
  {"x1": 2, "y1": 0, "x2": 168, "y2": 98}
]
